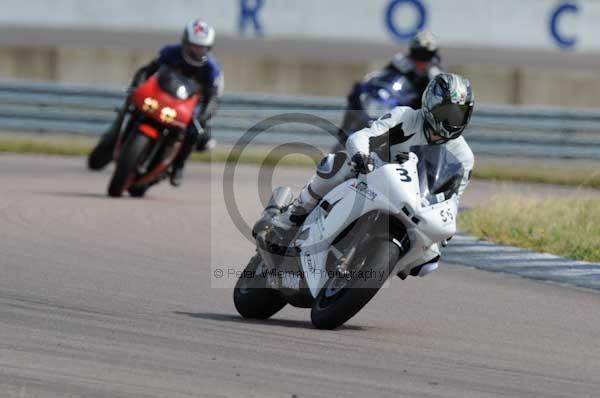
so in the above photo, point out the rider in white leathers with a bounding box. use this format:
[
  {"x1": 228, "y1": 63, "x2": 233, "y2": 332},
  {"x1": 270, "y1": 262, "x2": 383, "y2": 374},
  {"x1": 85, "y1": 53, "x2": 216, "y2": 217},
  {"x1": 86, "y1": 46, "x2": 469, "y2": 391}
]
[{"x1": 264, "y1": 73, "x2": 475, "y2": 278}]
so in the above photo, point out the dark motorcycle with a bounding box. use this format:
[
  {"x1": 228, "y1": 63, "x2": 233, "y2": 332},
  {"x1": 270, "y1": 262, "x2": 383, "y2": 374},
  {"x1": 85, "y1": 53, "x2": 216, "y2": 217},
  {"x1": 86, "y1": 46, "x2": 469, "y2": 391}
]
[{"x1": 336, "y1": 72, "x2": 421, "y2": 149}]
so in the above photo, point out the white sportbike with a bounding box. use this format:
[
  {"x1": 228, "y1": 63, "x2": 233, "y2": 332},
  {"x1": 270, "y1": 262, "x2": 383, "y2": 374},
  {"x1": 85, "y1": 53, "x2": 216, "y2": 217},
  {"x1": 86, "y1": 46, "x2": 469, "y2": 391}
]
[{"x1": 234, "y1": 145, "x2": 464, "y2": 329}]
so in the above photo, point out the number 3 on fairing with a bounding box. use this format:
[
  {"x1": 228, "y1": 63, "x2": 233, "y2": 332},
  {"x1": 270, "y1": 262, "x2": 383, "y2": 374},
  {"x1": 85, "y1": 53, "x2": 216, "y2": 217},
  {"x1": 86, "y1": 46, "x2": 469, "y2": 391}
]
[{"x1": 396, "y1": 167, "x2": 412, "y2": 182}]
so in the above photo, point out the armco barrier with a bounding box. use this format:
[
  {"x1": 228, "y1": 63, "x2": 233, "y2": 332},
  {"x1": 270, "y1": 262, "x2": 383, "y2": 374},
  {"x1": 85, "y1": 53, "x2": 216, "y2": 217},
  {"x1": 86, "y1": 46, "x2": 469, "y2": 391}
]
[{"x1": 1, "y1": 79, "x2": 600, "y2": 159}]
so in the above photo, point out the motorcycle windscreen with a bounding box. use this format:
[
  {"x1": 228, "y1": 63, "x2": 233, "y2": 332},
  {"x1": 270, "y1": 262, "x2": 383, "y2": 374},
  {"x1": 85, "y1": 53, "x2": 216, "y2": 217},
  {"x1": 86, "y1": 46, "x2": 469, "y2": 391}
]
[
  {"x1": 411, "y1": 145, "x2": 464, "y2": 205},
  {"x1": 156, "y1": 66, "x2": 201, "y2": 100}
]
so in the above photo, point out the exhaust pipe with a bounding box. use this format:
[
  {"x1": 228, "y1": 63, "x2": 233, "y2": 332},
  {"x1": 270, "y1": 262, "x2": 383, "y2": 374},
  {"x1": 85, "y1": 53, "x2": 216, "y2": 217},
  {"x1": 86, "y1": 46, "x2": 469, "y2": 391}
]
[
  {"x1": 265, "y1": 186, "x2": 294, "y2": 213},
  {"x1": 252, "y1": 187, "x2": 294, "y2": 238}
]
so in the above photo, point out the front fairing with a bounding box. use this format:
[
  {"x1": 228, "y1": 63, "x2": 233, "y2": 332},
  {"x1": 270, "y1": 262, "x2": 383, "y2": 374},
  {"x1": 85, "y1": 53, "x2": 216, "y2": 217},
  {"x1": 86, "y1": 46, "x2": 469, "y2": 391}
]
[
  {"x1": 156, "y1": 65, "x2": 201, "y2": 100},
  {"x1": 130, "y1": 67, "x2": 201, "y2": 129},
  {"x1": 296, "y1": 157, "x2": 420, "y2": 296},
  {"x1": 296, "y1": 152, "x2": 459, "y2": 296},
  {"x1": 307, "y1": 159, "x2": 420, "y2": 246},
  {"x1": 369, "y1": 153, "x2": 457, "y2": 244}
]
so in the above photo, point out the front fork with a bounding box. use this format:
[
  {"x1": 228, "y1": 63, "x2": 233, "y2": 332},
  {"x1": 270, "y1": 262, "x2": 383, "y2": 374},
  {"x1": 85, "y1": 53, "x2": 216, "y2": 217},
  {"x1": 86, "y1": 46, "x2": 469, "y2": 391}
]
[
  {"x1": 137, "y1": 135, "x2": 162, "y2": 174},
  {"x1": 328, "y1": 211, "x2": 409, "y2": 275},
  {"x1": 138, "y1": 128, "x2": 184, "y2": 177}
]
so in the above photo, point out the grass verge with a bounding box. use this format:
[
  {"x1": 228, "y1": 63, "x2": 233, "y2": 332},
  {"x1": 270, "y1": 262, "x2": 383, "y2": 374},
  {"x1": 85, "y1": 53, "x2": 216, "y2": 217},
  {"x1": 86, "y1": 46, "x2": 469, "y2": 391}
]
[
  {"x1": 0, "y1": 135, "x2": 319, "y2": 168},
  {"x1": 472, "y1": 164, "x2": 600, "y2": 190},
  {"x1": 0, "y1": 136, "x2": 94, "y2": 157},
  {"x1": 459, "y1": 196, "x2": 600, "y2": 262}
]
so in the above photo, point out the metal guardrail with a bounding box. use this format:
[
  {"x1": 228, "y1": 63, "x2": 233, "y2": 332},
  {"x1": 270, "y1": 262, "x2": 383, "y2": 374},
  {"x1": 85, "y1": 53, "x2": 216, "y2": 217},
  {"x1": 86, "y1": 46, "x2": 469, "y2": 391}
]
[{"x1": 1, "y1": 79, "x2": 600, "y2": 159}]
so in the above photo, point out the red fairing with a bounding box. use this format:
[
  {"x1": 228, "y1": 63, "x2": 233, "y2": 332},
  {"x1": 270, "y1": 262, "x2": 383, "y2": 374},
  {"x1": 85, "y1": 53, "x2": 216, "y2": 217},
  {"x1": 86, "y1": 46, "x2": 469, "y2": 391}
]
[
  {"x1": 131, "y1": 75, "x2": 200, "y2": 129},
  {"x1": 138, "y1": 123, "x2": 159, "y2": 139}
]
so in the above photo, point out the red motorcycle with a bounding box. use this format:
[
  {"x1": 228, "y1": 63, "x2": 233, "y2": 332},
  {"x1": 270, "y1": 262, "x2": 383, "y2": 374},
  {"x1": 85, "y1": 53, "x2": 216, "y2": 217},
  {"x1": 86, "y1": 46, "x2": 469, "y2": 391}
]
[{"x1": 89, "y1": 66, "x2": 201, "y2": 197}]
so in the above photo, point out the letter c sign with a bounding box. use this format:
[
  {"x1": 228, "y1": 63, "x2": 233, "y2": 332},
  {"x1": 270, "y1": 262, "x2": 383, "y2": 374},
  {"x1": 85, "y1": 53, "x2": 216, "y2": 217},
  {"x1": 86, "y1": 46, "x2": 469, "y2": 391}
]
[
  {"x1": 549, "y1": 2, "x2": 579, "y2": 49},
  {"x1": 385, "y1": 0, "x2": 428, "y2": 41}
]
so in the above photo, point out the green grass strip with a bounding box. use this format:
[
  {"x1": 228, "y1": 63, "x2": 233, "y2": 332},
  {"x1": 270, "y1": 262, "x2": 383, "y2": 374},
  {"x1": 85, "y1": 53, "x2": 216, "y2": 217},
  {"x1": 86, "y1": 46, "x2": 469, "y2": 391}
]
[
  {"x1": 459, "y1": 196, "x2": 600, "y2": 262},
  {"x1": 0, "y1": 136, "x2": 319, "y2": 168},
  {"x1": 0, "y1": 137, "x2": 93, "y2": 156},
  {"x1": 473, "y1": 164, "x2": 600, "y2": 190}
]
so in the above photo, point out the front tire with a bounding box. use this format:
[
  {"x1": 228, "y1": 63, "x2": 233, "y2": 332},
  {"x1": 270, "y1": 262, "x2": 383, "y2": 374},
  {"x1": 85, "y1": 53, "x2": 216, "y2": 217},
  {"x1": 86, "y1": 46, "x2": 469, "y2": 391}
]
[
  {"x1": 108, "y1": 133, "x2": 151, "y2": 197},
  {"x1": 311, "y1": 239, "x2": 400, "y2": 330},
  {"x1": 234, "y1": 254, "x2": 287, "y2": 319}
]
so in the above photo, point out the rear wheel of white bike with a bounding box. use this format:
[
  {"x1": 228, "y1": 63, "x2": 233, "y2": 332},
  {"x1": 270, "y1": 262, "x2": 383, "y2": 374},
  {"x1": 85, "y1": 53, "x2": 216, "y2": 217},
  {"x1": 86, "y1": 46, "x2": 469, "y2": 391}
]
[{"x1": 234, "y1": 254, "x2": 287, "y2": 319}]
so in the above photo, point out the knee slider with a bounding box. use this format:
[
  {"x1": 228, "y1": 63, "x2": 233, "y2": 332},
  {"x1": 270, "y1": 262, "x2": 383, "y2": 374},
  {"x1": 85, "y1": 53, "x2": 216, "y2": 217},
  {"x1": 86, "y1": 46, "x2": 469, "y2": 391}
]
[
  {"x1": 417, "y1": 262, "x2": 439, "y2": 277},
  {"x1": 317, "y1": 152, "x2": 348, "y2": 179},
  {"x1": 409, "y1": 255, "x2": 440, "y2": 278}
]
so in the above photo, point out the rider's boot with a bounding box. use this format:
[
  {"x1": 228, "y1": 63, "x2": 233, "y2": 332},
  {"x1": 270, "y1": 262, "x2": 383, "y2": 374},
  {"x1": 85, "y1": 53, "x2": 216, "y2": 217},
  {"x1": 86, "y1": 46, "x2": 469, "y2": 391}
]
[
  {"x1": 262, "y1": 185, "x2": 320, "y2": 249},
  {"x1": 256, "y1": 151, "x2": 352, "y2": 248},
  {"x1": 196, "y1": 138, "x2": 216, "y2": 152},
  {"x1": 170, "y1": 168, "x2": 184, "y2": 187},
  {"x1": 195, "y1": 126, "x2": 216, "y2": 152}
]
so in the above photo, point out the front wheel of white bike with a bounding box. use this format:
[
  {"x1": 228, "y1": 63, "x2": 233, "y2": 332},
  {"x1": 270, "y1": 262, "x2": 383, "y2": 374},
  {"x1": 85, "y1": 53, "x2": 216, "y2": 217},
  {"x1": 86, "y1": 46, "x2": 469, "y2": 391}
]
[{"x1": 311, "y1": 239, "x2": 400, "y2": 330}]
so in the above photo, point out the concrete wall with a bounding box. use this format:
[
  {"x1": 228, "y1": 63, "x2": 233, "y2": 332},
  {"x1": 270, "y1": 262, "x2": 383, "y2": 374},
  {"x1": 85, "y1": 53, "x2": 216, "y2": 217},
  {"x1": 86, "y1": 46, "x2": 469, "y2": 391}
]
[
  {"x1": 53, "y1": 48, "x2": 154, "y2": 85},
  {"x1": 218, "y1": 53, "x2": 373, "y2": 96},
  {"x1": 4, "y1": 46, "x2": 600, "y2": 108},
  {"x1": 0, "y1": 48, "x2": 57, "y2": 81},
  {"x1": 518, "y1": 68, "x2": 600, "y2": 108},
  {"x1": 0, "y1": 45, "x2": 373, "y2": 96}
]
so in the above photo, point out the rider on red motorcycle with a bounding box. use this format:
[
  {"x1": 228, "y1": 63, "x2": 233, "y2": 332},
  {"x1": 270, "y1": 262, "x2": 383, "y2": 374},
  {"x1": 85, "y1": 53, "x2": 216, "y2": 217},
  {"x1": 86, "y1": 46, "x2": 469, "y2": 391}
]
[{"x1": 96, "y1": 19, "x2": 224, "y2": 187}]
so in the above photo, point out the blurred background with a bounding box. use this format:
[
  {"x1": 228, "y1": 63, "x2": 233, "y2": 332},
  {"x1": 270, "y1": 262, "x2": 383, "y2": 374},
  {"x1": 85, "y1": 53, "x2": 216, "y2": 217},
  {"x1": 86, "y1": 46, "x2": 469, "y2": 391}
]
[{"x1": 1, "y1": 0, "x2": 599, "y2": 107}]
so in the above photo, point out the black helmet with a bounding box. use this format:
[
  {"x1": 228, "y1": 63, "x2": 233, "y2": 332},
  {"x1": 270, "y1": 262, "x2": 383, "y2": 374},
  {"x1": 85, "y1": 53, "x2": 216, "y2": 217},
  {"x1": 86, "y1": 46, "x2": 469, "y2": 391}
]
[
  {"x1": 422, "y1": 73, "x2": 474, "y2": 144},
  {"x1": 409, "y1": 30, "x2": 439, "y2": 62}
]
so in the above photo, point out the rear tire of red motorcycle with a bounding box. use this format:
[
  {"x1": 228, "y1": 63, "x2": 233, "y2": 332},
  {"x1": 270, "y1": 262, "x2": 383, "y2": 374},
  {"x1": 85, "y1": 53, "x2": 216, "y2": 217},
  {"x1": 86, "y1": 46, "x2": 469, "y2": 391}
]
[
  {"x1": 128, "y1": 185, "x2": 149, "y2": 198},
  {"x1": 108, "y1": 133, "x2": 151, "y2": 198},
  {"x1": 234, "y1": 254, "x2": 287, "y2": 319},
  {"x1": 88, "y1": 132, "x2": 116, "y2": 171}
]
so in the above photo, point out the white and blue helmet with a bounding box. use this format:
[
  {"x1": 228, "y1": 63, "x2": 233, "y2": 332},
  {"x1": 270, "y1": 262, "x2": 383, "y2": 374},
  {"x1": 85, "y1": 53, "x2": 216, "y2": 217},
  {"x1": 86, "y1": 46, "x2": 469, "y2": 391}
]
[{"x1": 182, "y1": 20, "x2": 216, "y2": 67}]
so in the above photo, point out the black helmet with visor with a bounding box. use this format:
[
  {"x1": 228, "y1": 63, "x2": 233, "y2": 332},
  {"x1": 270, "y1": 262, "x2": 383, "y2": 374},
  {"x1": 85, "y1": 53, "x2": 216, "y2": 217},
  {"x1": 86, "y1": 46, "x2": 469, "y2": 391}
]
[{"x1": 422, "y1": 73, "x2": 474, "y2": 144}]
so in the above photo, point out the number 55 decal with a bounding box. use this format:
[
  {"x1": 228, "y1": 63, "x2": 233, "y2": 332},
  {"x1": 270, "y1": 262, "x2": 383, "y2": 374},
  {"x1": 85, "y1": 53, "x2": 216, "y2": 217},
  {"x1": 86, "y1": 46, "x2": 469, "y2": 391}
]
[{"x1": 440, "y1": 208, "x2": 454, "y2": 223}]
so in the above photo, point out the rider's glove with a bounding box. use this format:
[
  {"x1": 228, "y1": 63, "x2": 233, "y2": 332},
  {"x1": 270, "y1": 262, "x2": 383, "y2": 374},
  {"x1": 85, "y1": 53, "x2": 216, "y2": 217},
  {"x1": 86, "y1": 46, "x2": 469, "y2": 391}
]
[{"x1": 351, "y1": 152, "x2": 373, "y2": 175}]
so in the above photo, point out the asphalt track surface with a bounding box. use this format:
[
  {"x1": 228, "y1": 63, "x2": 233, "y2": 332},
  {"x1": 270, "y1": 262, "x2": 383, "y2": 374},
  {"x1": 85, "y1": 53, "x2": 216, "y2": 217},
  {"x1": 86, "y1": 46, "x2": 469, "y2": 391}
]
[{"x1": 1, "y1": 154, "x2": 599, "y2": 398}]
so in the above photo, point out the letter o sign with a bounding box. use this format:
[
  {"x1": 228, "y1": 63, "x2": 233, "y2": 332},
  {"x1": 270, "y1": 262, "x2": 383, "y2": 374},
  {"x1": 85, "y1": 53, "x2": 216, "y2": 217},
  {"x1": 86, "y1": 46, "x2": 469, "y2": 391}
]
[{"x1": 385, "y1": 0, "x2": 428, "y2": 41}]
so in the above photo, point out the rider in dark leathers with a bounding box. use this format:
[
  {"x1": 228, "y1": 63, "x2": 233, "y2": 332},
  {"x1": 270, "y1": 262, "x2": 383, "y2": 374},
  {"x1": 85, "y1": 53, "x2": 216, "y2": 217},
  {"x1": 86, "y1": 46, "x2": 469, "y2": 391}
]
[
  {"x1": 340, "y1": 31, "x2": 444, "y2": 138},
  {"x1": 384, "y1": 30, "x2": 444, "y2": 100},
  {"x1": 91, "y1": 19, "x2": 224, "y2": 187}
]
